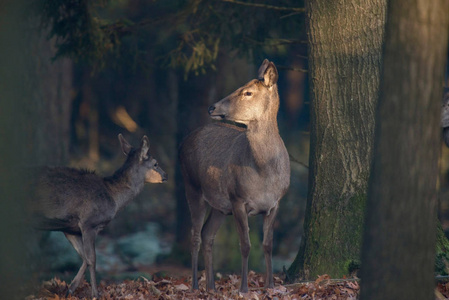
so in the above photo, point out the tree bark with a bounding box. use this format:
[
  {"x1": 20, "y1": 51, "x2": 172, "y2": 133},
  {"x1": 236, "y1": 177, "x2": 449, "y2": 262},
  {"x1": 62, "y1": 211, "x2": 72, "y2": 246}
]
[
  {"x1": 288, "y1": 0, "x2": 386, "y2": 280},
  {"x1": 360, "y1": 1, "x2": 449, "y2": 300}
]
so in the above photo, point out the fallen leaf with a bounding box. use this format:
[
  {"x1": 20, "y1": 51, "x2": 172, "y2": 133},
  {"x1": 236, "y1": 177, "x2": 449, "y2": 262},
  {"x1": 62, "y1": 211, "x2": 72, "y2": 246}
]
[{"x1": 175, "y1": 283, "x2": 190, "y2": 291}]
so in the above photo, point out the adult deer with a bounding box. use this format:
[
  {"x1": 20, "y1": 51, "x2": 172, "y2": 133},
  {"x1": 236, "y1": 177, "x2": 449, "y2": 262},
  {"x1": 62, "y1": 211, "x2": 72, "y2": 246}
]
[
  {"x1": 180, "y1": 59, "x2": 290, "y2": 292},
  {"x1": 29, "y1": 134, "x2": 167, "y2": 298}
]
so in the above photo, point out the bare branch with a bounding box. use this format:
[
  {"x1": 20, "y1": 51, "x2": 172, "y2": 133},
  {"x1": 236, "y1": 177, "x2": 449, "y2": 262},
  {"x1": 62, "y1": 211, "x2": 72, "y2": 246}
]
[
  {"x1": 289, "y1": 154, "x2": 309, "y2": 169},
  {"x1": 222, "y1": 0, "x2": 305, "y2": 12},
  {"x1": 266, "y1": 38, "x2": 307, "y2": 45},
  {"x1": 277, "y1": 65, "x2": 308, "y2": 73}
]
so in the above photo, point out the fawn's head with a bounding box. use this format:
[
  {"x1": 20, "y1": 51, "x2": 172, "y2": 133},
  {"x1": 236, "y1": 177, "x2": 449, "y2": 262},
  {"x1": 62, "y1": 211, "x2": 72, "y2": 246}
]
[
  {"x1": 118, "y1": 134, "x2": 167, "y2": 183},
  {"x1": 208, "y1": 59, "x2": 279, "y2": 125}
]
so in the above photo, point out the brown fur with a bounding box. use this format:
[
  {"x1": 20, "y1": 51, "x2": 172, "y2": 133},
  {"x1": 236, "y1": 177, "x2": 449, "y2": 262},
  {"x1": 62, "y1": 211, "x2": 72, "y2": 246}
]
[
  {"x1": 180, "y1": 59, "x2": 290, "y2": 292},
  {"x1": 29, "y1": 135, "x2": 167, "y2": 298}
]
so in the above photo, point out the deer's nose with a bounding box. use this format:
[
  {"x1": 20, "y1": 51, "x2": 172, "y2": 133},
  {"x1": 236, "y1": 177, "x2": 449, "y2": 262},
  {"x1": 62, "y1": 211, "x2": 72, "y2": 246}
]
[{"x1": 208, "y1": 105, "x2": 216, "y2": 115}]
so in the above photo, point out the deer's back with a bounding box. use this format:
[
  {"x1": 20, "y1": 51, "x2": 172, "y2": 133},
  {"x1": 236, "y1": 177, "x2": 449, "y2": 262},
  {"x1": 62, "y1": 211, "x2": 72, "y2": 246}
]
[
  {"x1": 30, "y1": 166, "x2": 116, "y2": 233},
  {"x1": 180, "y1": 122, "x2": 290, "y2": 215}
]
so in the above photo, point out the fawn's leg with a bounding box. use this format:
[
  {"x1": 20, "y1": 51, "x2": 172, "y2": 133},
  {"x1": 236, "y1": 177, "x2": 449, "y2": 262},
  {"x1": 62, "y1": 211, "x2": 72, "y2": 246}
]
[
  {"x1": 81, "y1": 228, "x2": 99, "y2": 298},
  {"x1": 64, "y1": 233, "x2": 87, "y2": 295}
]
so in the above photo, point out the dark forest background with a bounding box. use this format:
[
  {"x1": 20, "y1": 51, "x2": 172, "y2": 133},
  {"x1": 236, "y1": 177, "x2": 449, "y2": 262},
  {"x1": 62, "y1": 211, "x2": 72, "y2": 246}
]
[
  {"x1": 1, "y1": 0, "x2": 449, "y2": 298},
  {"x1": 0, "y1": 0, "x2": 311, "y2": 296}
]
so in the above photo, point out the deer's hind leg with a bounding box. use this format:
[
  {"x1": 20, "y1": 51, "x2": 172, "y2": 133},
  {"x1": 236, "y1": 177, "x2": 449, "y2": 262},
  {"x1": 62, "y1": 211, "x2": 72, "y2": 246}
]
[
  {"x1": 201, "y1": 208, "x2": 226, "y2": 291},
  {"x1": 262, "y1": 203, "x2": 279, "y2": 288},
  {"x1": 232, "y1": 201, "x2": 251, "y2": 293},
  {"x1": 64, "y1": 233, "x2": 87, "y2": 295},
  {"x1": 185, "y1": 185, "x2": 207, "y2": 290}
]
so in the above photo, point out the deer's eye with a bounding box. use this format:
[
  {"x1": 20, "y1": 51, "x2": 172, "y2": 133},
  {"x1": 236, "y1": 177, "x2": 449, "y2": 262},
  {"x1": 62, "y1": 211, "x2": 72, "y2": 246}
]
[
  {"x1": 245, "y1": 91, "x2": 253, "y2": 96},
  {"x1": 154, "y1": 162, "x2": 158, "y2": 167}
]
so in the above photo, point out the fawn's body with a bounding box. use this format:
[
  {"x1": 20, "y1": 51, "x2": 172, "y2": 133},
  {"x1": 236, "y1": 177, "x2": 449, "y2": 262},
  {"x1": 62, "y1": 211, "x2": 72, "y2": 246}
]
[{"x1": 29, "y1": 135, "x2": 167, "y2": 298}]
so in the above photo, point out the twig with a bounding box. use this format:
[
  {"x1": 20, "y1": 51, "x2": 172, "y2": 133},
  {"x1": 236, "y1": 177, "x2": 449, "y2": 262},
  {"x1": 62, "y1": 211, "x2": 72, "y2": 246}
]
[
  {"x1": 278, "y1": 275, "x2": 449, "y2": 289},
  {"x1": 277, "y1": 65, "x2": 308, "y2": 73},
  {"x1": 296, "y1": 54, "x2": 308, "y2": 60},
  {"x1": 266, "y1": 38, "x2": 307, "y2": 45},
  {"x1": 280, "y1": 12, "x2": 303, "y2": 19},
  {"x1": 289, "y1": 154, "x2": 309, "y2": 169},
  {"x1": 242, "y1": 37, "x2": 307, "y2": 48},
  {"x1": 283, "y1": 265, "x2": 292, "y2": 283},
  {"x1": 222, "y1": 0, "x2": 305, "y2": 12},
  {"x1": 287, "y1": 278, "x2": 360, "y2": 286},
  {"x1": 248, "y1": 278, "x2": 359, "y2": 291}
]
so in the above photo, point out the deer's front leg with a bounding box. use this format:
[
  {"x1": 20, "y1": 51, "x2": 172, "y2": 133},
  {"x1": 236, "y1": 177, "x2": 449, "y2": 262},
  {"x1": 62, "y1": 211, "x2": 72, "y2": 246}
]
[
  {"x1": 262, "y1": 203, "x2": 279, "y2": 288},
  {"x1": 81, "y1": 228, "x2": 99, "y2": 298},
  {"x1": 64, "y1": 233, "x2": 87, "y2": 295},
  {"x1": 201, "y1": 208, "x2": 226, "y2": 290},
  {"x1": 232, "y1": 202, "x2": 251, "y2": 293},
  {"x1": 186, "y1": 186, "x2": 207, "y2": 291}
]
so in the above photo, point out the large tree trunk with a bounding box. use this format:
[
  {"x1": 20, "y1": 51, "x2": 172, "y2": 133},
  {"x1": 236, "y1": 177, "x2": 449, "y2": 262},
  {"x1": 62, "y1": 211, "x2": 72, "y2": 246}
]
[
  {"x1": 360, "y1": 1, "x2": 449, "y2": 300},
  {"x1": 288, "y1": 0, "x2": 386, "y2": 280}
]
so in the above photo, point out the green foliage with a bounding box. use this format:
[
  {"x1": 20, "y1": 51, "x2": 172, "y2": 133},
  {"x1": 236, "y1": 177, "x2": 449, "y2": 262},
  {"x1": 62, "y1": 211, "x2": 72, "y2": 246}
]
[
  {"x1": 165, "y1": 0, "x2": 304, "y2": 77},
  {"x1": 38, "y1": 0, "x2": 118, "y2": 69},
  {"x1": 36, "y1": 0, "x2": 305, "y2": 74},
  {"x1": 435, "y1": 221, "x2": 449, "y2": 275}
]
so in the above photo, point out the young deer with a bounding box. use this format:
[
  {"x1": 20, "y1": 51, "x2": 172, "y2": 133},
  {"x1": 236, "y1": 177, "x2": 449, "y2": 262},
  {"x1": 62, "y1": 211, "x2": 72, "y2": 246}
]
[
  {"x1": 180, "y1": 59, "x2": 290, "y2": 292},
  {"x1": 29, "y1": 134, "x2": 167, "y2": 298}
]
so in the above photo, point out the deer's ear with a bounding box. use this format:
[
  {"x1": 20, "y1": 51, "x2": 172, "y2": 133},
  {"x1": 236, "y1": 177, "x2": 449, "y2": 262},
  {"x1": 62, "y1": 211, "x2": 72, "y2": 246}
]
[
  {"x1": 258, "y1": 59, "x2": 278, "y2": 87},
  {"x1": 118, "y1": 134, "x2": 132, "y2": 156},
  {"x1": 140, "y1": 135, "x2": 150, "y2": 161}
]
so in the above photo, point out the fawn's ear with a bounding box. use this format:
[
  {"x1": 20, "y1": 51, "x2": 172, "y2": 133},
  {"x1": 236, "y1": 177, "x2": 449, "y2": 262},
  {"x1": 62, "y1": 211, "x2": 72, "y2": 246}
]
[
  {"x1": 140, "y1": 135, "x2": 150, "y2": 161},
  {"x1": 258, "y1": 59, "x2": 278, "y2": 87},
  {"x1": 118, "y1": 134, "x2": 132, "y2": 156}
]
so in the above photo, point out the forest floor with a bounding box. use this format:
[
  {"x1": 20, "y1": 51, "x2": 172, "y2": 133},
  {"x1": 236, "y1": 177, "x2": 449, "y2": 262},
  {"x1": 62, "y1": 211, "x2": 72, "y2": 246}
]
[{"x1": 26, "y1": 268, "x2": 449, "y2": 300}]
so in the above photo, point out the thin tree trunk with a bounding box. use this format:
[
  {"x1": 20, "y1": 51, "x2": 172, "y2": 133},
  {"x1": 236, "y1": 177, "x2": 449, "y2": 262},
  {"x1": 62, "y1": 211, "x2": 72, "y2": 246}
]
[
  {"x1": 0, "y1": 1, "x2": 73, "y2": 297},
  {"x1": 288, "y1": 0, "x2": 386, "y2": 280},
  {"x1": 360, "y1": 1, "x2": 449, "y2": 299}
]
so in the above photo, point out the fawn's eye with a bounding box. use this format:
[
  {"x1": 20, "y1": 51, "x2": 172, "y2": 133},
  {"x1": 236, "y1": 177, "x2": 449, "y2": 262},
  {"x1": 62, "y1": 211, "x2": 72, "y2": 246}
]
[
  {"x1": 154, "y1": 162, "x2": 158, "y2": 167},
  {"x1": 244, "y1": 91, "x2": 252, "y2": 96}
]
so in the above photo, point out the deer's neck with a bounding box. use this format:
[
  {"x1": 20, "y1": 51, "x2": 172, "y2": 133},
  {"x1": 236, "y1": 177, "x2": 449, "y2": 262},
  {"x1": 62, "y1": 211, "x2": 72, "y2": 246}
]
[
  {"x1": 104, "y1": 166, "x2": 145, "y2": 213},
  {"x1": 246, "y1": 119, "x2": 284, "y2": 168}
]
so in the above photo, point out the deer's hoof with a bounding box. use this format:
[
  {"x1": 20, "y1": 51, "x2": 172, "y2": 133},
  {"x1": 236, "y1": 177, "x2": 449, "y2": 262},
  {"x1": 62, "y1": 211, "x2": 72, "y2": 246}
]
[{"x1": 66, "y1": 288, "x2": 74, "y2": 297}]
